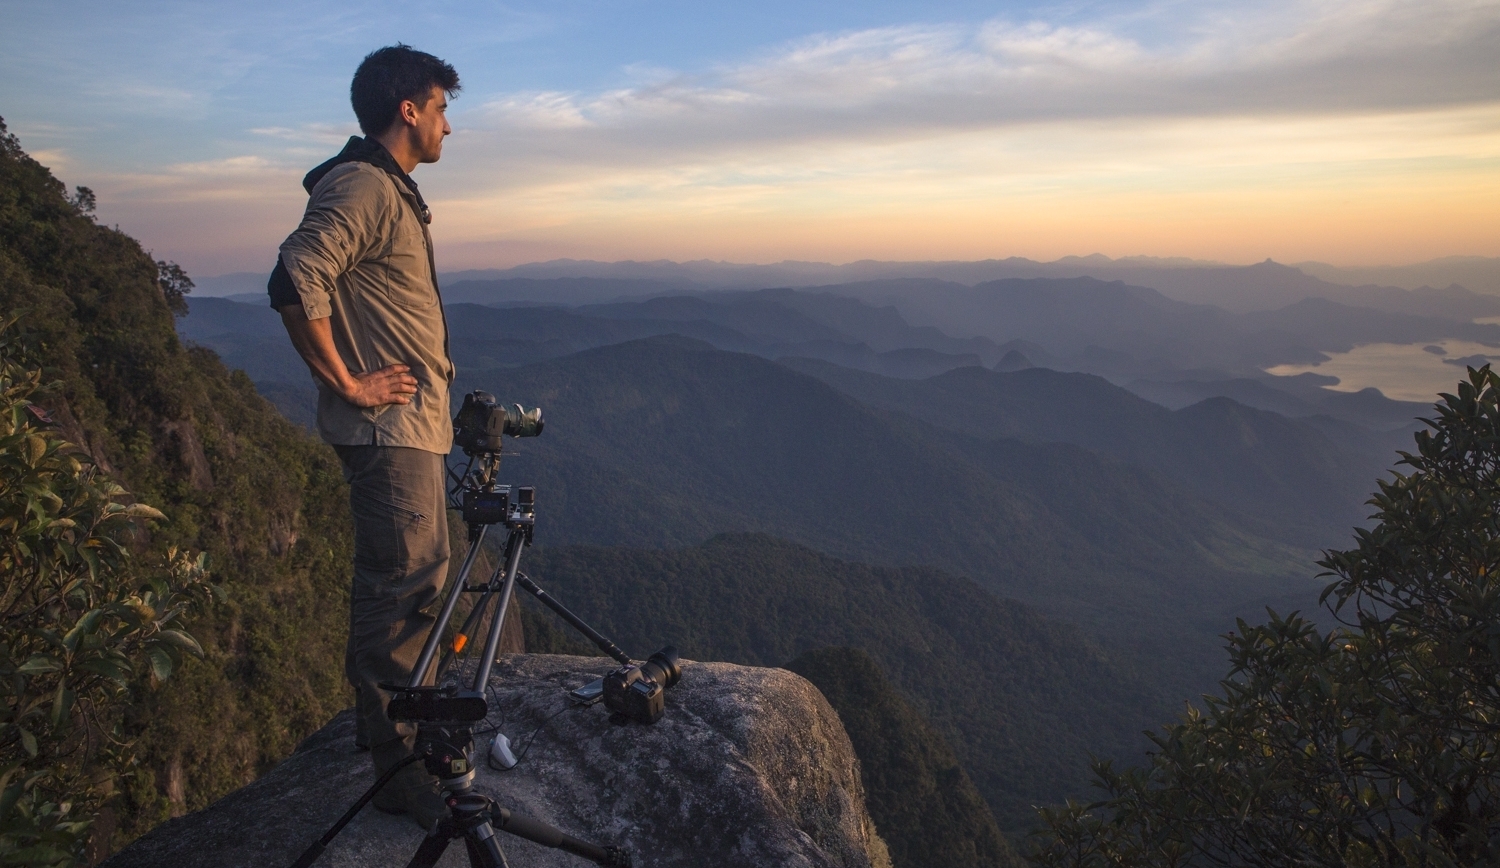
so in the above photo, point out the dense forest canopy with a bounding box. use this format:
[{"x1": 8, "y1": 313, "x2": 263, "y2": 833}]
[{"x1": 0, "y1": 319, "x2": 215, "y2": 866}]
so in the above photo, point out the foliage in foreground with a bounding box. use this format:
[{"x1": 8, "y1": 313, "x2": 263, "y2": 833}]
[
  {"x1": 0, "y1": 322, "x2": 213, "y2": 866},
  {"x1": 1033, "y1": 366, "x2": 1500, "y2": 867},
  {"x1": 1, "y1": 116, "x2": 354, "y2": 851}
]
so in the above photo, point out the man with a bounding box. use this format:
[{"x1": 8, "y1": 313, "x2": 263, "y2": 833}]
[{"x1": 268, "y1": 44, "x2": 459, "y2": 830}]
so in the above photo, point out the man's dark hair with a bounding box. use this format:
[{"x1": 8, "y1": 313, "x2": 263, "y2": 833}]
[{"x1": 351, "y1": 44, "x2": 461, "y2": 136}]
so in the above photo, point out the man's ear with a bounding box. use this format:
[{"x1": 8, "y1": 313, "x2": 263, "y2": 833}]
[{"x1": 398, "y1": 98, "x2": 421, "y2": 128}]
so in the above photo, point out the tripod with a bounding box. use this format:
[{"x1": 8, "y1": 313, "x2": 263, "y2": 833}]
[{"x1": 289, "y1": 448, "x2": 635, "y2": 868}]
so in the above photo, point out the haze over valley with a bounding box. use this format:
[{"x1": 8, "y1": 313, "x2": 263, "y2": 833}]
[{"x1": 174, "y1": 252, "x2": 1500, "y2": 838}]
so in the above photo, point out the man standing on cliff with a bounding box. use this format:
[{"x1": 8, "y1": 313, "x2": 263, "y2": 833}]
[{"x1": 268, "y1": 44, "x2": 459, "y2": 830}]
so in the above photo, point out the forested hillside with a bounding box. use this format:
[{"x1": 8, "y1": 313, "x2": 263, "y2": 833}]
[
  {"x1": 785, "y1": 647, "x2": 1022, "y2": 868},
  {"x1": 0, "y1": 118, "x2": 354, "y2": 848},
  {"x1": 1034, "y1": 368, "x2": 1500, "y2": 866},
  {"x1": 778, "y1": 358, "x2": 1390, "y2": 547}
]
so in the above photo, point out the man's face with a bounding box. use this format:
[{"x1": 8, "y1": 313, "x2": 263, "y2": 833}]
[{"x1": 409, "y1": 86, "x2": 450, "y2": 164}]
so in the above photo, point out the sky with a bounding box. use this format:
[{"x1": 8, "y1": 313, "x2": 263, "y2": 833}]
[{"x1": 2, "y1": 0, "x2": 1498, "y2": 277}]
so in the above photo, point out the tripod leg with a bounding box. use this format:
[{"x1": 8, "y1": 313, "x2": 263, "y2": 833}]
[
  {"x1": 464, "y1": 824, "x2": 511, "y2": 868},
  {"x1": 516, "y1": 573, "x2": 632, "y2": 666},
  {"x1": 286, "y1": 752, "x2": 426, "y2": 868},
  {"x1": 410, "y1": 526, "x2": 490, "y2": 689},
  {"x1": 404, "y1": 827, "x2": 455, "y2": 868},
  {"x1": 435, "y1": 554, "x2": 509, "y2": 683},
  {"x1": 472, "y1": 528, "x2": 525, "y2": 690}
]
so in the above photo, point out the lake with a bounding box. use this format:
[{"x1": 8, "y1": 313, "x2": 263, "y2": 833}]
[{"x1": 1266, "y1": 340, "x2": 1498, "y2": 403}]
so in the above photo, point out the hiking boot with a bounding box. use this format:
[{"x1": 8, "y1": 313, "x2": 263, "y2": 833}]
[
  {"x1": 372, "y1": 761, "x2": 448, "y2": 833},
  {"x1": 370, "y1": 739, "x2": 448, "y2": 833}
]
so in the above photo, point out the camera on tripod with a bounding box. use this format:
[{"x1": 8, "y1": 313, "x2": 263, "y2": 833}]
[
  {"x1": 453, "y1": 390, "x2": 543, "y2": 455},
  {"x1": 293, "y1": 388, "x2": 674, "y2": 868}
]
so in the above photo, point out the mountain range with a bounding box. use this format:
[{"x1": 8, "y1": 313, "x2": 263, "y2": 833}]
[
  {"x1": 777, "y1": 359, "x2": 1390, "y2": 548},
  {"x1": 455, "y1": 335, "x2": 1323, "y2": 671},
  {"x1": 184, "y1": 274, "x2": 1445, "y2": 432},
  {"x1": 196, "y1": 253, "x2": 1500, "y2": 309}
]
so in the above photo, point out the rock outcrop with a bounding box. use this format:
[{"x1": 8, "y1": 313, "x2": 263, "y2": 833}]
[{"x1": 104, "y1": 655, "x2": 891, "y2": 868}]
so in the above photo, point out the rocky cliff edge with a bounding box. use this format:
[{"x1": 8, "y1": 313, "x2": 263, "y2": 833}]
[{"x1": 103, "y1": 654, "x2": 891, "y2": 868}]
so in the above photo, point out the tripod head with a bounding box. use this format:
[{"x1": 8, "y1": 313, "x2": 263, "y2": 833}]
[{"x1": 385, "y1": 684, "x2": 487, "y2": 790}]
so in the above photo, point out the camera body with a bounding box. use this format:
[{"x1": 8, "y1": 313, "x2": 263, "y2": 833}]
[
  {"x1": 603, "y1": 647, "x2": 681, "y2": 724},
  {"x1": 453, "y1": 390, "x2": 544, "y2": 455}
]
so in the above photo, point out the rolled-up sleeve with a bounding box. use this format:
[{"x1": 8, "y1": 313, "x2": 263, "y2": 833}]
[{"x1": 278, "y1": 165, "x2": 390, "y2": 320}]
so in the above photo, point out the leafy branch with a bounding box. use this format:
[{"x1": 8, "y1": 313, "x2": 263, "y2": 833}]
[{"x1": 0, "y1": 318, "x2": 215, "y2": 866}]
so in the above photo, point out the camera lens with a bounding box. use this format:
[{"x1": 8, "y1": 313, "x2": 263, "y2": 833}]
[
  {"x1": 502, "y1": 403, "x2": 545, "y2": 438},
  {"x1": 639, "y1": 646, "x2": 681, "y2": 689}
]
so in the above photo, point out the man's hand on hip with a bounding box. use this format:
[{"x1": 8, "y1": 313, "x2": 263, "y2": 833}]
[
  {"x1": 345, "y1": 365, "x2": 419, "y2": 407},
  {"x1": 280, "y1": 304, "x2": 419, "y2": 408}
]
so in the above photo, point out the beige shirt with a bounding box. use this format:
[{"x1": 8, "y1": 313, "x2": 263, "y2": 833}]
[{"x1": 279, "y1": 162, "x2": 455, "y2": 455}]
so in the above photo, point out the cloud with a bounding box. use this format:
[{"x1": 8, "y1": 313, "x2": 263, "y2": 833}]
[
  {"x1": 413, "y1": 1, "x2": 1500, "y2": 268},
  {"x1": 455, "y1": 0, "x2": 1500, "y2": 182},
  {"x1": 21, "y1": 0, "x2": 1497, "y2": 273},
  {"x1": 249, "y1": 123, "x2": 359, "y2": 144},
  {"x1": 99, "y1": 155, "x2": 305, "y2": 204}
]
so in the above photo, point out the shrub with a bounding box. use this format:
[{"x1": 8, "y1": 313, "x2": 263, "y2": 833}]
[{"x1": 0, "y1": 320, "x2": 213, "y2": 866}]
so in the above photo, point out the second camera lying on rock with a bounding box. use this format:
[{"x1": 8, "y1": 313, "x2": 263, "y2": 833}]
[{"x1": 603, "y1": 647, "x2": 682, "y2": 725}]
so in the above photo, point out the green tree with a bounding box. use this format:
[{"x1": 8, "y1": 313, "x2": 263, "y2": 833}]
[
  {"x1": 1032, "y1": 366, "x2": 1500, "y2": 867},
  {"x1": 153, "y1": 262, "x2": 191, "y2": 318},
  {"x1": 0, "y1": 320, "x2": 214, "y2": 866}
]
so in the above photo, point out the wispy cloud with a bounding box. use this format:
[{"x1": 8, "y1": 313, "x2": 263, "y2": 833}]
[
  {"x1": 249, "y1": 123, "x2": 359, "y2": 144},
  {"x1": 459, "y1": 0, "x2": 1500, "y2": 179},
  {"x1": 415, "y1": 0, "x2": 1500, "y2": 268},
  {"x1": 13, "y1": 0, "x2": 1496, "y2": 272},
  {"x1": 100, "y1": 155, "x2": 305, "y2": 203}
]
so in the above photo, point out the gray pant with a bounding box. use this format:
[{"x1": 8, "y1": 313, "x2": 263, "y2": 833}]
[{"x1": 335, "y1": 445, "x2": 450, "y2": 764}]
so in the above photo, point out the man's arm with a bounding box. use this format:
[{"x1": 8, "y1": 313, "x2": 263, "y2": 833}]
[{"x1": 279, "y1": 305, "x2": 417, "y2": 407}]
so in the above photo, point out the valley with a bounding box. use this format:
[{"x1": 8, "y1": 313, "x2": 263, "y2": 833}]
[{"x1": 170, "y1": 260, "x2": 1483, "y2": 849}]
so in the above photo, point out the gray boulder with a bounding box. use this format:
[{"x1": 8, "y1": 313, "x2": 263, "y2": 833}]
[{"x1": 105, "y1": 654, "x2": 891, "y2": 868}]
